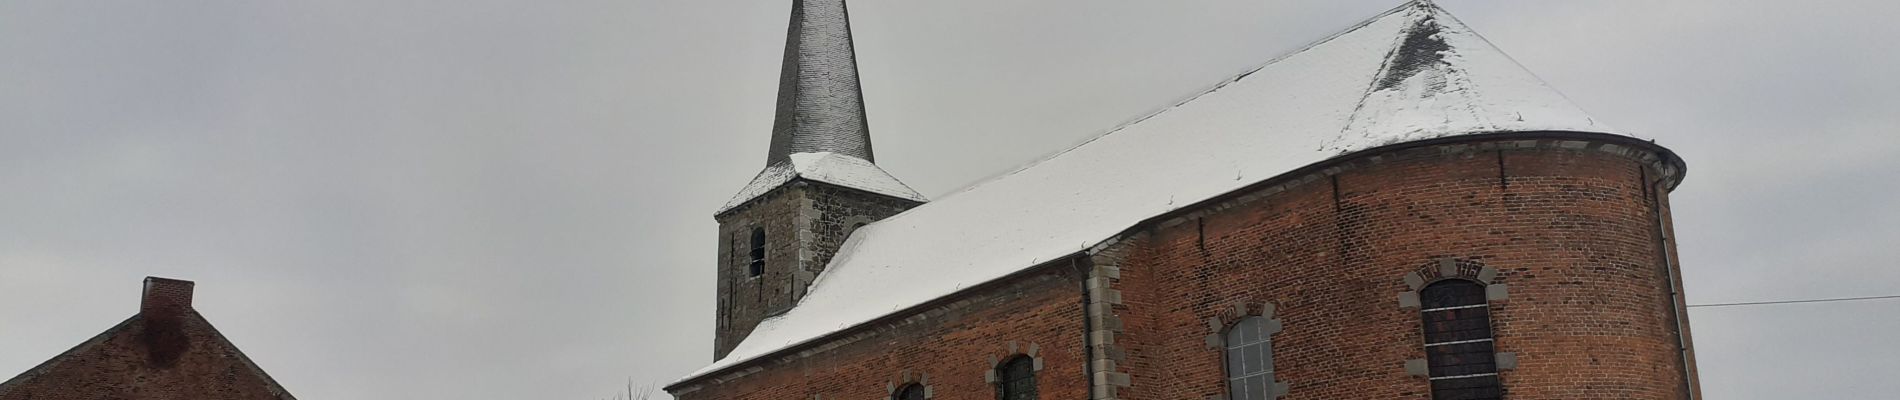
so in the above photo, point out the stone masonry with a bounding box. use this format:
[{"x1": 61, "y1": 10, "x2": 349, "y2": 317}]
[{"x1": 713, "y1": 180, "x2": 922, "y2": 359}]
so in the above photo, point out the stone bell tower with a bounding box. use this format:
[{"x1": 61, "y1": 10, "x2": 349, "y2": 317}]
[{"x1": 709, "y1": 0, "x2": 925, "y2": 360}]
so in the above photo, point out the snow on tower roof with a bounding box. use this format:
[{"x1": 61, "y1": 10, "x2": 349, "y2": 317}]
[
  {"x1": 724, "y1": 0, "x2": 917, "y2": 211},
  {"x1": 679, "y1": 1, "x2": 1634, "y2": 383},
  {"x1": 720, "y1": 152, "x2": 927, "y2": 213}
]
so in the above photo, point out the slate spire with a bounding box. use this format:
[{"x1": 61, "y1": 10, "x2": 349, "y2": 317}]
[
  {"x1": 720, "y1": 0, "x2": 920, "y2": 213},
  {"x1": 766, "y1": 0, "x2": 876, "y2": 165}
]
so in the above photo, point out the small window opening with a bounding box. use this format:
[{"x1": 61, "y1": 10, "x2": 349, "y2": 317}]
[
  {"x1": 1420, "y1": 279, "x2": 1502, "y2": 400},
  {"x1": 996, "y1": 356, "x2": 1037, "y2": 400},
  {"x1": 748, "y1": 227, "x2": 765, "y2": 277}
]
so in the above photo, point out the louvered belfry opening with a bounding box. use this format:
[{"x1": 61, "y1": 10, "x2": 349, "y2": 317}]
[
  {"x1": 1420, "y1": 279, "x2": 1501, "y2": 400},
  {"x1": 748, "y1": 227, "x2": 766, "y2": 277}
]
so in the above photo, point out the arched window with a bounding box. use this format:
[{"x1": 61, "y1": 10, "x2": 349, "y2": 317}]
[
  {"x1": 1419, "y1": 279, "x2": 1501, "y2": 399},
  {"x1": 894, "y1": 383, "x2": 926, "y2": 400},
  {"x1": 747, "y1": 227, "x2": 765, "y2": 277},
  {"x1": 995, "y1": 356, "x2": 1037, "y2": 400},
  {"x1": 1224, "y1": 316, "x2": 1275, "y2": 400}
]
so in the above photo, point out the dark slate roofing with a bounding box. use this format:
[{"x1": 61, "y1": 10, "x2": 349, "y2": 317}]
[
  {"x1": 766, "y1": 0, "x2": 876, "y2": 164},
  {"x1": 724, "y1": 0, "x2": 921, "y2": 212}
]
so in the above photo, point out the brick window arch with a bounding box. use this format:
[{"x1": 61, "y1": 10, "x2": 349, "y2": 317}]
[
  {"x1": 894, "y1": 383, "x2": 927, "y2": 400},
  {"x1": 1420, "y1": 279, "x2": 1500, "y2": 400},
  {"x1": 1398, "y1": 258, "x2": 1517, "y2": 398},
  {"x1": 995, "y1": 355, "x2": 1037, "y2": 400}
]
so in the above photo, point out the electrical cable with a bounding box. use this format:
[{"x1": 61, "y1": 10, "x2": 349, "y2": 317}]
[{"x1": 1686, "y1": 294, "x2": 1900, "y2": 309}]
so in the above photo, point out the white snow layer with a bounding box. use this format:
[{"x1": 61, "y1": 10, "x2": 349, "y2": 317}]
[
  {"x1": 720, "y1": 152, "x2": 928, "y2": 213},
  {"x1": 683, "y1": 3, "x2": 1628, "y2": 382}
]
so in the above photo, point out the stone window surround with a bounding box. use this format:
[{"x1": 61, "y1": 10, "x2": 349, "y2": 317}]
[
  {"x1": 983, "y1": 341, "x2": 1046, "y2": 384},
  {"x1": 988, "y1": 342, "x2": 1043, "y2": 400},
  {"x1": 1203, "y1": 301, "x2": 1289, "y2": 400},
  {"x1": 1397, "y1": 258, "x2": 1518, "y2": 378},
  {"x1": 887, "y1": 370, "x2": 933, "y2": 400}
]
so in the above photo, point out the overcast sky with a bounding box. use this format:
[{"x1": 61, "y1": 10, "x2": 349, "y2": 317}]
[{"x1": 2, "y1": 1, "x2": 1897, "y2": 399}]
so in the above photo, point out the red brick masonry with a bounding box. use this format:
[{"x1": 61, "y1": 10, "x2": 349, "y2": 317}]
[
  {"x1": 0, "y1": 277, "x2": 297, "y2": 400},
  {"x1": 674, "y1": 133, "x2": 1697, "y2": 400}
]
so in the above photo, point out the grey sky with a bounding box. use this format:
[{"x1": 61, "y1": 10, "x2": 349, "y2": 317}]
[{"x1": 1, "y1": 1, "x2": 1895, "y2": 399}]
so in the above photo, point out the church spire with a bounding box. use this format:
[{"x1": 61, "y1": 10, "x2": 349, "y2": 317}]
[
  {"x1": 708, "y1": 0, "x2": 924, "y2": 361},
  {"x1": 766, "y1": 0, "x2": 875, "y2": 165},
  {"x1": 720, "y1": 0, "x2": 921, "y2": 214}
]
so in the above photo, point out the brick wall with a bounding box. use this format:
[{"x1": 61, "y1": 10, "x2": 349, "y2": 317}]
[
  {"x1": 682, "y1": 135, "x2": 1696, "y2": 400},
  {"x1": 675, "y1": 265, "x2": 1090, "y2": 400},
  {"x1": 0, "y1": 315, "x2": 294, "y2": 400},
  {"x1": 1112, "y1": 137, "x2": 1694, "y2": 399},
  {"x1": 0, "y1": 278, "x2": 295, "y2": 400}
]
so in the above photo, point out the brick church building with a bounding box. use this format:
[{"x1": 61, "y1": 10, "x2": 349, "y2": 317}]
[{"x1": 668, "y1": 1, "x2": 1699, "y2": 399}]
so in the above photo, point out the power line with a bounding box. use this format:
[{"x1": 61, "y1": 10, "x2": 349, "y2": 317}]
[{"x1": 1687, "y1": 294, "x2": 1900, "y2": 309}]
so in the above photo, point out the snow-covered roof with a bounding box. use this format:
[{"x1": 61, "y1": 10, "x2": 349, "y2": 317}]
[
  {"x1": 682, "y1": 1, "x2": 1632, "y2": 383},
  {"x1": 720, "y1": 152, "x2": 926, "y2": 213}
]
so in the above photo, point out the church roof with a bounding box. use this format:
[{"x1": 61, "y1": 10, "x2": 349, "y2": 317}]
[
  {"x1": 682, "y1": 1, "x2": 1638, "y2": 383},
  {"x1": 720, "y1": 152, "x2": 926, "y2": 213}
]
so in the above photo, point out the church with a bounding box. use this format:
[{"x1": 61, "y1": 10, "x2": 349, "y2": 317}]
[{"x1": 666, "y1": 1, "x2": 1699, "y2": 399}]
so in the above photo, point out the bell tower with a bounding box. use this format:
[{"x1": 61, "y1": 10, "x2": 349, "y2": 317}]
[{"x1": 710, "y1": 0, "x2": 925, "y2": 360}]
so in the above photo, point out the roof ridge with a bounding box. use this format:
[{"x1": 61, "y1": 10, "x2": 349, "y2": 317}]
[
  {"x1": 899, "y1": 1, "x2": 1424, "y2": 205},
  {"x1": 1335, "y1": 4, "x2": 1439, "y2": 151}
]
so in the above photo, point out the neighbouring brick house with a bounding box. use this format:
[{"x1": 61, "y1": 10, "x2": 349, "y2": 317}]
[
  {"x1": 670, "y1": 1, "x2": 1700, "y2": 400},
  {"x1": 0, "y1": 277, "x2": 297, "y2": 400}
]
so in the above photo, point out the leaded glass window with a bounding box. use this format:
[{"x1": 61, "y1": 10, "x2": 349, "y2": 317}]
[
  {"x1": 1225, "y1": 316, "x2": 1275, "y2": 400},
  {"x1": 996, "y1": 356, "x2": 1037, "y2": 400},
  {"x1": 1420, "y1": 279, "x2": 1502, "y2": 400}
]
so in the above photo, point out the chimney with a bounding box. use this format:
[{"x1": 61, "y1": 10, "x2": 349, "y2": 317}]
[
  {"x1": 140, "y1": 277, "x2": 195, "y2": 367},
  {"x1": 141, "y1": 277, "x2": 195, "y2": 319}
]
